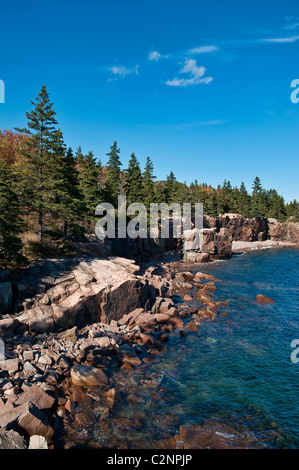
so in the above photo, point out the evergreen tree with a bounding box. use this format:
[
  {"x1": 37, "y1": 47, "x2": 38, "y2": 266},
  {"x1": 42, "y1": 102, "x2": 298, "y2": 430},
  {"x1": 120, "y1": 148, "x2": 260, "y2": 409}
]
[
  {"x1": 0, "y1": 162, "x2": 23, "y2": 266},
  {"x1": 142, "y1": 156, "x2": 156, "y2": 207},
  {"x1": 78, "y1": 151, "x2": 101, "y2": 214},
  {"x1": 75, "y1": 146, "x2": 85, "y2": 167},
  {"x1": 15, "y1": 85, "x2": 64, "y2": 241},
  {"x1": 251, "y1": 176, "x2": 267, "y2": 218},
  {"x1": 59, "y1": 147, "x2": 86, "y2": 238},
  {"x1": 267, "y1": 189, "x2": 286, "y2": 221},
  {"x1": 286, "y1": 199, "x2": 299, "y2": 220},
  {"x1": 206, "y1": 190, "x2": 218, "y2": 217},
  {"x1": 238, "y1": 181, "x2": 251, "y2": 217},
  {"x1": 165, "y1": 171, "x2": 177, "y2": 202},
  {"x1": 154, "y1": 181, "x2": 166, "y2": 204},
  {"x1": 105, "y1": 141, "x2": 122, "y2": 205},
  {"x1": 124, "y1": 153, "x2": 144, "y2": 203}
]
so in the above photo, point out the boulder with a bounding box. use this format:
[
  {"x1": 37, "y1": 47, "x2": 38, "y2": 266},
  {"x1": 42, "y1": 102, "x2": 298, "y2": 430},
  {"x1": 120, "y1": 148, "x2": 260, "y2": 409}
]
[
  {"x1": 57, "y1": 326, "x2": 78, "y2": 342},
  {"x1": 28, "y1": 435, "x2": 48, "y2": 449},
  {"x1": 19, "y1": 258, "x2": 153, "y2": 333},
  {"x1": 70, "y1": 364, "x2": 108, "y2": 387},
  {"x1": 0, "y1": 358, "x2": 19, "y2": 373},
  {"x1": 0, "y1": 402, "x2": 54, "y2": 440},
  {"x1": 118, "y1": 344, "x2": 142, "y2": 366},
  {"x1": 0, "y1": 430, "x2": 27, "y2": 449},
  {"x1": 256, "y1": 294, "x2": 275, "y2": 304},
  {"x1": 15, "y1": 385, "x2": 56, "y2": 411}
]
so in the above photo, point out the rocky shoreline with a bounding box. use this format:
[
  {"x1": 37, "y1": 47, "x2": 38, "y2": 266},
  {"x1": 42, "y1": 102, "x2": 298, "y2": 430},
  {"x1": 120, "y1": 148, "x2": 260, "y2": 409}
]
[
  {"x1": 232, "y1": 239, "x2": 299, "y2": 252},
  {"x1": 0, "y1": 251, "x2": 278, "y2": 449},
  {"x1": 0, "y1": 214, "x2": 298, "y2": 449}
]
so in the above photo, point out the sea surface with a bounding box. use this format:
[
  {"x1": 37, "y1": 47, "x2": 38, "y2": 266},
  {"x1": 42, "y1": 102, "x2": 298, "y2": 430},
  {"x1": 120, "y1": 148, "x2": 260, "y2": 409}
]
[{"x1": 71, "y1": 248, "x2": 299, "y2": 448}]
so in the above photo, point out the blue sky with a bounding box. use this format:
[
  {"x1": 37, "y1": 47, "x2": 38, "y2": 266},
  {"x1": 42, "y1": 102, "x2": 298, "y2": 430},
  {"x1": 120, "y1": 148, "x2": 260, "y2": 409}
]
[{"x1": 0, "y1": 0, "x2": 298, "y2": 201}]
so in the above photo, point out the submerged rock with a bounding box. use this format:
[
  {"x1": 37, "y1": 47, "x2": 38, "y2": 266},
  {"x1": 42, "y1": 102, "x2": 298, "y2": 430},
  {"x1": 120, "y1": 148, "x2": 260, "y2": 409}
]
[
  {"x1": 256, "y1": 294, "x2": 275, "y2": 304},
  {"x1": 158, "y1": 421, "x2": 264, "y2": 449}
]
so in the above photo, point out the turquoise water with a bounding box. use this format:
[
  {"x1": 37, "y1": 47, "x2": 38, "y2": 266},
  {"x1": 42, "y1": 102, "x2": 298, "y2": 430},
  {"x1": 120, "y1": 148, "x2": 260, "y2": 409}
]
[
  {"x1": 71, "y1": 248, "x2": 299, "y2": 448},
  {"x1": 160, "y1": 247, "x2": 299, "y2": 447}
]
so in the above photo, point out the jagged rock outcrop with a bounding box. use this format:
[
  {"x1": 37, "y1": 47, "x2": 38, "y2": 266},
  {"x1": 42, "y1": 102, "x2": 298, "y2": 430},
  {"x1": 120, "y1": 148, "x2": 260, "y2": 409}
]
[
  {"x1": 0, "y1": 257, "x2": 171, "y2": 334},
  {"x1": 268, "y1": 218, "x2": 299, "y2": 244},
  {"x1": 204, "y1": 214, "x2": 268, "y2": 242},
  {"x1": 183, "y1": 226, "x2": 232, "y2": 263}
]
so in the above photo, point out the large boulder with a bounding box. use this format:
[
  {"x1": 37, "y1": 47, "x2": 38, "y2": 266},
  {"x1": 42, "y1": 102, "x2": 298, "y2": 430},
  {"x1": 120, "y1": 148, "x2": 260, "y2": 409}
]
[
  {"x1": 0, "y1": 402, "x2": 54, "y2": 440},
  {"x1": 17, "y1": 257, "x2": 155, "y2": 333},
  {"x1": 70, "y1": 364, "x2": 108, "y2": 387}
]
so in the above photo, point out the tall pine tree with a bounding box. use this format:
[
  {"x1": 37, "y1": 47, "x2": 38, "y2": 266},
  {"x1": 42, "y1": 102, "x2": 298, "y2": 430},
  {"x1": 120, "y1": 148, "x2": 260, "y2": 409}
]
[
  {"x1": 105, "y1": 141, "x2": 122, "y2": 206},
  {"x1": 124, "y1": 153, "x2": 144, "y2": 204},
  {"x1": 15, "y1": 85, "x2": 65, "y2": 241},
  {"x1": 78, "y1": 150, "x2": 101, "y2": 214},
  {"x1": 142, "y1": 156, "x2": 156, "y2": 207}
]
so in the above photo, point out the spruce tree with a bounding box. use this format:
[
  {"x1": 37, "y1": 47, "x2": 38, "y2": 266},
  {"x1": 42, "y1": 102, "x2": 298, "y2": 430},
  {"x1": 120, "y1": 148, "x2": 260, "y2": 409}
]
[
  {"x1": 105, "y1": 141, "x2": 122, "y2": 206},
  {"x1": 154, "y1": 181, "x2": 166, "y2": 204},
  {"x1": 0, "y1": 162, "x2": 23, "y2": 266},
  {"x1": 165, "y1": 171, "x2": 177, "y2": 203},
  {"x1": 142, "y1": 156, "x2": 156, "y2": 207},
  {"x1": 15, "y1": 85, "x2": 64, "y2": 241},
  {"x1": 251, "y1": 176, "x2": 266, "y2": 218},
  {"x1": 59, "y1": 147, "x2": 86, "y2": 238},
  {"x1": 78, "y1": 151, "x2": 101, "y2": 214},
  {"x1": 75, "y1": 146, "x2": 85, "y2": 167},
  {"x1": 238, "y1": 181, "x2": 251, "y2": 217},
  {"x1": 124, "y1": 153, "x2": 144, "y2": 204},
  {"x1": 206, "y1": 190, "x2": 218, "y2": 217}
]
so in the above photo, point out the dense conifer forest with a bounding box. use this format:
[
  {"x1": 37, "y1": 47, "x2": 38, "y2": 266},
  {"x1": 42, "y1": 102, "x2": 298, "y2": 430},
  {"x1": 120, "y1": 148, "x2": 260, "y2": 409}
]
[{"x1": 0, "y1": 86, "x2": 298, "y2": 267}]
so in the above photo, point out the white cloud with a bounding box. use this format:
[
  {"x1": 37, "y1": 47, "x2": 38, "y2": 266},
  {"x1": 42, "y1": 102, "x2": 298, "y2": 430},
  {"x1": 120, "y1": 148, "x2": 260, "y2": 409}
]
[
  {"x1": 263, "y1": 35, "x2": 299, "y2": 43},
  {"x1": 148, "y1": 50, "x2": 170, "y2": 61},
  {"x1": 165, "y1": 59, "x2": 213, "y2": 87},
  {"x1": 109, "y1": 65, "x2": 130, "y2": 76},
  {"x1": 188, "y1": 45, "x2": 219, "y2": 54},
  {"x1": 108, "y1": 64, "x2": 139, "y2": 80},
  {"x1": 170, "y1": 119, "x2": 229, "y2": 129},
  {"x1": 148, "y1": 50, "x2": 162, "y2": 61}
]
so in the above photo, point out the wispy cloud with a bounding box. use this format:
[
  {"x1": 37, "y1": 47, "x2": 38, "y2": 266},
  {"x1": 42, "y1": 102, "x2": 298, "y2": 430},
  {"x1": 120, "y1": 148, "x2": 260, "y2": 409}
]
[
  {"x1": 262, "y1": 35, "x2": 299, "y2": 43},
  {"x1": 108, "y1": 64, "x2": 139, "y2": 80},
  {"x1": 165, "y1": 59, "x2": 213, "y2": 87},
  {"x1": 284, "y1": 22, "x2": 299, "y2": 30},
  {"x1": 170, "y1": 119, "x2": 229, "y2": 129},
  {"x1": 187, "y1": 45, "x2": 219, "y2": 54},
  {"x1": 148, "y1": 50, "x2": 170, "y2": 61},
  {"x1": 283, "y1": 16, "x2": 299, "y2": 30}
]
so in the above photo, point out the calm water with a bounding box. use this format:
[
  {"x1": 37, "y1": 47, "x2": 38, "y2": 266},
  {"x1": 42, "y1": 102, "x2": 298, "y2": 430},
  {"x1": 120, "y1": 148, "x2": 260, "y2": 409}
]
[{"x1": 73, "y1": 248, "x2": 299, "y2": 448}]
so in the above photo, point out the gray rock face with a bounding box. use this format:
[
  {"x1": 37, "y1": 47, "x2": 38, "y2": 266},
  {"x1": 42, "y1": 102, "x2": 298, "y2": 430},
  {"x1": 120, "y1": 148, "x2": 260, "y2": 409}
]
[{"x1": 0, "y1": 429, "x2": 27, "y2": 449}]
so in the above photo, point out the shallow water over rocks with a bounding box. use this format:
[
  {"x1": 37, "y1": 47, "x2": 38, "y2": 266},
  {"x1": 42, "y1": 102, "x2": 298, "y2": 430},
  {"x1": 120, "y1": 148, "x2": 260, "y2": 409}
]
[{"x1": 63, "y1": 248, "x2": 299, "y2": 449}]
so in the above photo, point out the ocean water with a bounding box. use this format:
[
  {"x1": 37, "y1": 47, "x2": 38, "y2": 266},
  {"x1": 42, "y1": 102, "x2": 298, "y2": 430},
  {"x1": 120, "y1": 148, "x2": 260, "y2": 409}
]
[{"x1": 70, "y1": 248, "x2": 299, "y2": 448}]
